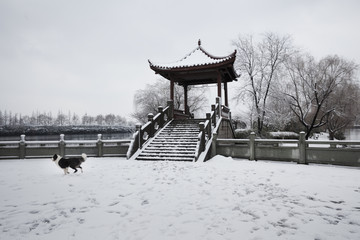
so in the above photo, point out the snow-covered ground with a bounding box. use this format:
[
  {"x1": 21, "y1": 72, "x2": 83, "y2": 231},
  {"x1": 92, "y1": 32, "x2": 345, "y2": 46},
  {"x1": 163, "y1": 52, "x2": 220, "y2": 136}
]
[{"x1": 1, "y1": 156, "x2": 359, "y2": 240}]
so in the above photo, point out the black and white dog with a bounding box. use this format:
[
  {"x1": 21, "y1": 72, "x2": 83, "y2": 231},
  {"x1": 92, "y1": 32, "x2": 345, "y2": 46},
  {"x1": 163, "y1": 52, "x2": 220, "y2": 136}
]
[{"x1": 52, "y1": 153, "x2": 87, "y2": 174}]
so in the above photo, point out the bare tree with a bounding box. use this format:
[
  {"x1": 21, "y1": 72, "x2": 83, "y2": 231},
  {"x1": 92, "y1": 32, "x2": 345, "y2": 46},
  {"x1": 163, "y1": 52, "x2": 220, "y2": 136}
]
[
  {"x1": 96, "y1": 114, "x2": 104, "y2": 125},
  {"x1": 105, "y1": 114, "x2": 116, "y2": 125},
  {"x1": 265, "y1": 95, "x2": 295, "y2": 131},
  {"x1": 56, "y1": 111, "x2": 67, "y2": 125},
  {"x1": 284, "y1": 54, "x2": 358, "y2": 139},
  {"x1": 132, "y1": 79, "x2": 170, "y2": 123},
  {"x1": 324, "y1": 81, "x2": 360, "y2": 139},
  {"x1": 233, "y1": 33, "x2": 293, "y2": 134},
  {"x1": 132, "y1": 78, "x2": 208, "y2": 123}
]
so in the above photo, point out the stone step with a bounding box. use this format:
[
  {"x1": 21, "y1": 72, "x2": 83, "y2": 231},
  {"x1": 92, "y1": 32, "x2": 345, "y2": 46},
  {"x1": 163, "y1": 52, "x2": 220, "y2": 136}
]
[
  {"x1": 153, "y1": 139, "x2": 198, "y2": 143},
  {"x1": 138, "y1": 152, "x2": 195, "y2": 157},
  {"x1": 155, "y1": 136, "x2": 198, "y2": 139},
  {"x1": 161, "y1": 129, "x2": 199, "y2": 133},
  {"x1": 141, "y1": 149, "x2": 196, "y2": 154},
  {"x1": 157, "y1": 135, "x2": 198, "y2": 138},
  {"x1": 149, "y1": 142, "x2": 197, "y2": 146},
  {"x1": 145, "y1": 146, "x2": 197, "y2": 151},
  {"x1": 135, "y1": 119, "x2": 203, "y2": 161},
  {"x1": 161, "y1": 128, "x2": 199, "y2": 131},
  {"x1": 136, "y1": 156, "x2": 195, "y2": 161}
]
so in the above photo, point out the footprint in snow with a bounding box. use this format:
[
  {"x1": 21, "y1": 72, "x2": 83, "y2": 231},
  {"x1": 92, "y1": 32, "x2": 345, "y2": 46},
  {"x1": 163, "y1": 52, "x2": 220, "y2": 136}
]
[
  {"x1": 108, "y1": 201, "x2": 120, "y2": 207},
  {"x1": 330, "y1": 200, "x2": 345, "y2": 204}
]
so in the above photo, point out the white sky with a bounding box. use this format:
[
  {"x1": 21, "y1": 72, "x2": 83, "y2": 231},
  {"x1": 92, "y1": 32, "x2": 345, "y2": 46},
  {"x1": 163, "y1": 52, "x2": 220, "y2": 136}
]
[{"x1": 1, "y1": 0, "x2": 359, "y2": 119}]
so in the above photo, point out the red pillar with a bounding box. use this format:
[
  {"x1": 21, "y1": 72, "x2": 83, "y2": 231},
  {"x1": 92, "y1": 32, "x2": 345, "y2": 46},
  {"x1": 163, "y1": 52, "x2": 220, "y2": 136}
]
[
  {"x1": 170, "y1": 79, "x2": 174, "y2": 101},
  {"x1": 184, "y1": 85, "x2": 188, "y2": 114},
  {"x1": 224, "y1": 81, "x2": 229, "y2": 107},
  {"x1": 217, "y1": 72, "x2": 222, "y2": 99}
]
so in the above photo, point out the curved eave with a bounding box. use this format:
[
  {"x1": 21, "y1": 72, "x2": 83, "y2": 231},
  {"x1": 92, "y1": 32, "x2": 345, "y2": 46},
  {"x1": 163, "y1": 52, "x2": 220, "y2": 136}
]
[
  {"x1": 149, "y1": 51, "x2": 236, "y2": 72},
  {"x1": 149, "y1": 58, "x2": 238, "y2": 85},
  {"x1": 199, "y1": 47, "x2": 237, "y2": 60}
]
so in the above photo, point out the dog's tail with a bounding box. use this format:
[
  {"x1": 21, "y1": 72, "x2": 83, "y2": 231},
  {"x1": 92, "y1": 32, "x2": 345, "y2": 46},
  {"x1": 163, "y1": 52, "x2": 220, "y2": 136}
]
[{"x1": 81, "y1": 153, "x2": 87, "y2": 162}]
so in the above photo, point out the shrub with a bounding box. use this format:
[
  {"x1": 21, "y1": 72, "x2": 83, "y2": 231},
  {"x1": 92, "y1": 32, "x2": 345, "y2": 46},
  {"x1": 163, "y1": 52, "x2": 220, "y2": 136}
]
[
  {"x1": 234, "y1": 129, "x2": 254, "y2": 139},
  {"x1": 267, "y1": 131, "x2": 299, "y2": 139}
]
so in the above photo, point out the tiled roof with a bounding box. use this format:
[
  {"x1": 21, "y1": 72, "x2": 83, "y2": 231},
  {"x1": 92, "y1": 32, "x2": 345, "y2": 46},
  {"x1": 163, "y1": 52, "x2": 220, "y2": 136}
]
[{"x1": 149, "y1": 40, "x2": 236, "y2": 70}]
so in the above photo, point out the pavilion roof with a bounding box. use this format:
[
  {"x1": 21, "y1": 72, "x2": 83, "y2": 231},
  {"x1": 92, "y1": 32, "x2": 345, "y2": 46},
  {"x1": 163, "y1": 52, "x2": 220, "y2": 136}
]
[
  {"x1": 148, "y1": 40, "x2": 238, "y2": 86},
  {"x1": 149, "y1": 40, "x2": 236, "y2": 70}
]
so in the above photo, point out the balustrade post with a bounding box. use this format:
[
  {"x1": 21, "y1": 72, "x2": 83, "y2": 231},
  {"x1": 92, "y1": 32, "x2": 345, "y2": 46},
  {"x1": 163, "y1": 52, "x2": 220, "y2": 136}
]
[
  {"x1": 97, "y1": 134, "x2": 103, "y2": 157},
  {"x1": 216, "y1": 97, "x2": 222, "y2": 118},
  {"x1": 148, "y1": 113, "x2": 154, "y2": 137},
  {"x1": 136, "y1": 124, "x2": 142, "y2": 149},
  {"x1": 167, "y1": 100, "x2": 174, "y2": 120},
  {"x1": 19, "y1": 134, "x2": 26, "y2": 159},
  {"x1": 206, "y1": 113, "x2": 212, "y2": 137},
  {"x1": 59, "y1": 134, "x2": 65, "y2": 157},
  {"x1": 158, "y1": 106, "x2": 164, "y2": 128},
  {"x1": 249, "y1": 132, "x2": 256, "y2": 161},
  {"x1": 199, "y1": 122, "x2": 205, "y2": 152},
  {"x1": 211, "y1": 104, "x2": 216, "y2": 127},
  {"x1": 211, "y1": 132, "x2": 218, "y2": 157},
  {"x1": 298, "y1": 132, "x2": 307, "y2": 164}
]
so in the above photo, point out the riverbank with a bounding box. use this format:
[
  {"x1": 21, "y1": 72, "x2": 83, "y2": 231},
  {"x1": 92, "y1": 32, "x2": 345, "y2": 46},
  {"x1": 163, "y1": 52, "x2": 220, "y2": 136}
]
[{"x1": 0, "y1": 125, "x2": 134, "y2": 137}]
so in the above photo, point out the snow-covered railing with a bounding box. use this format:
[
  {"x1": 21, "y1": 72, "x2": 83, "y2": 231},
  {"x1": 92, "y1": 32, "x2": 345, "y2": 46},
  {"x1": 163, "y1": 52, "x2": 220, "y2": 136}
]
[
  {"x1": 196, "y1": 97, "x2": 234, "y2": 161},
  {"x1": 214, "y1": 132, "x2": 360, "y2": 167},
  {"x1": 0, "y1": 134, "x2": 131, "y2": 159},
  {"x1": 126, "y1": 101, "x2": 173, "y2": 159},
  {"x1": 221, "y1": 105, "x2": 231, "y2": 119}
]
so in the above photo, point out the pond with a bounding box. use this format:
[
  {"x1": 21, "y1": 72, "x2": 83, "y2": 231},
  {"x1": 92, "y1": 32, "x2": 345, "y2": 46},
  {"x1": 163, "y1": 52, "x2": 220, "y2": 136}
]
[{"x1": 344, "y1": 127, "x2": 360, "y2": 140}]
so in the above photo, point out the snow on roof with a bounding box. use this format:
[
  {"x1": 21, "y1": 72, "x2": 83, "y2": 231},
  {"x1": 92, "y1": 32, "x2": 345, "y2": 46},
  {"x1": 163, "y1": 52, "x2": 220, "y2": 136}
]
[{"x1": 149, "y1": 40, "x2": 235, "y2": 70}]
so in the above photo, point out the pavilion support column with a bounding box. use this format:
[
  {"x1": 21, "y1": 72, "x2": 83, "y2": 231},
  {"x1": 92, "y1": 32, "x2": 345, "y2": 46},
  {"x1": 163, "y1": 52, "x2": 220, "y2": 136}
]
[
  {"x1": 217, "y1": 72, "x2": 222, "y2": 99},
  {"x1": 170, "y1": 79, "x2": 175, "y2": 101},
  {"x1": 224, "y1": 81, "x2": 229, "y2": 107},
  {"x1": 184, "y1": 85, "x2": 188, "y2": 115}
]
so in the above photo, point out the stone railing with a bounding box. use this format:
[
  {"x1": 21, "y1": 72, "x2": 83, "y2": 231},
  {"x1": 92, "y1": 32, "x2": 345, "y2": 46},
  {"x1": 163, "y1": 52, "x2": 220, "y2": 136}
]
[
  {"x1": 196, "y1": 97, "x2": 227, "y2": 161},
  {"x1": 213, "y1": 132, "x2": 360, "y2": 167},
  {"x1": 0, "y1": 134, "x2": 131, "y2": 159},
  {"x1": 126, "y1": 101, "x2": 173, "y2": 158}
]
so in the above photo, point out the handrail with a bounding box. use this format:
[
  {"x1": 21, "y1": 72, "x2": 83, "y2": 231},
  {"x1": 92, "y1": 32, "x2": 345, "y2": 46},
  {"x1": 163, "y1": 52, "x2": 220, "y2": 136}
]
[
  {"x1": 126, "y1": 101, "x2": 174, "y2": 159},
  {"x1": 195, "y1": 97, "x2": 226, "y2": 162}
]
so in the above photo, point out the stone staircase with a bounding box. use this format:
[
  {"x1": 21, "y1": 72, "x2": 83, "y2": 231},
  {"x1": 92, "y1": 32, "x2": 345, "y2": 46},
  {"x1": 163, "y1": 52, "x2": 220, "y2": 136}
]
[{"x1": 135, "y1": 119, "x2": 202, "y2": 161}]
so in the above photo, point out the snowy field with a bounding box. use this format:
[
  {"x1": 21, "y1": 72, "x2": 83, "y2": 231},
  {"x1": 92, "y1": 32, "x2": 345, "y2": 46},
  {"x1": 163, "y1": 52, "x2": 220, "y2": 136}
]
[{"x1": 1, "y1": 156, "x2": 359, "y2": 240}]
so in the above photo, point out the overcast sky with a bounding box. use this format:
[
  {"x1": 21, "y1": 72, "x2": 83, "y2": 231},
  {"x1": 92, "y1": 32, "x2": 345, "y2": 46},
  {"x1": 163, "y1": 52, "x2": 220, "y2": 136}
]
[{"x1": 1, "y1": 0, "x2": 359, "y2": 119}]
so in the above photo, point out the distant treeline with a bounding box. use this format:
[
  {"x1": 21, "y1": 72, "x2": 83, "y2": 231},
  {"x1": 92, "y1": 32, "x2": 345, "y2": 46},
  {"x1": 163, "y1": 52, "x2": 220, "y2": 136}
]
[
  {"x1": 0, "y1": 110, "x2": 133, "y2": 127},
  {"x1": 0, "y1": 110, "x2": 135, "y2": 136}
]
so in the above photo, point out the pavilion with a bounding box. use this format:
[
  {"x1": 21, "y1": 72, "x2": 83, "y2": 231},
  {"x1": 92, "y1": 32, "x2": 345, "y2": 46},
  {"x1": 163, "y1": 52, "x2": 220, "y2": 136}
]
[{"x1": 148, "y1": 40, "x2": 238, "y2": 117}]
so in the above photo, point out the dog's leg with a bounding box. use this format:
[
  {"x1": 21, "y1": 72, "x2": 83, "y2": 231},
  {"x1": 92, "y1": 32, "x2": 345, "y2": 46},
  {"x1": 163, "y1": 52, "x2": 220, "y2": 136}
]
[
  {"x1": 70, "y1": 166, "x2": 77, "y2": 173},
  {"x1": 79, "y1": 166, "x2": 83, "y2": 173},
  {"x1": 63, "y1": 168, "x2": 67, "y2": 175}
]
